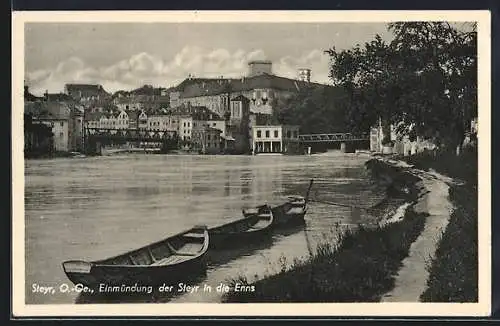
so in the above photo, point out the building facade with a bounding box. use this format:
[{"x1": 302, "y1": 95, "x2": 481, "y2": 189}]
[
  {"x1": 64, "y1": 83, "x2": 110, "y2": 102},
  {"x1": 191, "y1": 126, "x2": 223, "y2": 154},
  {"x1": 251, "y1": 125, "x2": 300, "y2": 154}
]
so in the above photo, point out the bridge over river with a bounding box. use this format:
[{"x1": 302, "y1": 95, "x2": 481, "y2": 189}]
[{"x1": 83, "y1": 127, "x2": 370, "y2": 155}]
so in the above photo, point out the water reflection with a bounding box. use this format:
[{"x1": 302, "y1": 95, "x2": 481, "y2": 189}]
[{"x1": 24, "y1": 153, "x2": 388, "y2": 304}]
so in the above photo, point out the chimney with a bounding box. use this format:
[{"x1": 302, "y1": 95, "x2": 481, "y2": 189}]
[{"x1": 44, "y1": 90, "x2": 49, "y2": 101}]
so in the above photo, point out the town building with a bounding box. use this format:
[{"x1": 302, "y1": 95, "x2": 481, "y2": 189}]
[
  {"x1": 251, "y1": 125, "x2": 300, "y2": 154},
  {"x1": 69, "y1": 106, "x2": 85, "y2": 151},
  {"x1": 191, "y1": 126, "x2": 223, "y2": 154},
  {"x1": 178, "y1": 115, "x2": 193, "y2": 142},
  {"x1": 24, "y1": 113, "x2": 54, "y2": 157},
  {"x1": 112, "y1": 85, "x2": 170, "y2": 113},
  {"x1": 370, "y1": 119, "x2": 437, "y2": 155},
  {"x1": 64, "y1": 83, "x2": 110, "y2": 102},
  {"x1": 33, "y1": 101, "x2": 72, "y2": 152},
  {"x1": 169, "y1": 61, "x2": 323, "y2": 120}
]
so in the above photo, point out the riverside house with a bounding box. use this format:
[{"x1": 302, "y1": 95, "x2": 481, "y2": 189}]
[
  {"x1": 251, "y1": 125, "x2": 300, "y2": 154},
  {"x1": 192, "y1": 126, "x2": 223, "y2": 154},
  {"x1": 34, "y1": 101, "x2": 72, "y2": 152}
]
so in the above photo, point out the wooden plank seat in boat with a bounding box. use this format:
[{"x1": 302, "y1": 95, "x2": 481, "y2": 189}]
[
  {"x1": 182, "y1": 233, "x2": 206, "y2": 238},
  {"x1": 286, "y1": 206, "x2": 305, "y2": 214},
  {"x1": 150, "y1": 254, "x2": 194, "y2": 266},
  {"x1": 149, "y1": 242, "x2": 202, "y2": 266}
]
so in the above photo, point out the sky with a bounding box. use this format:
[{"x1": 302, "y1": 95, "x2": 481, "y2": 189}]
[{"x1": 24, "y1": 22, "x2": 393, "y2": 95}]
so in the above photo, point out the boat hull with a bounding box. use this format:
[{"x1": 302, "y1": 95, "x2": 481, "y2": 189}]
[
  {"x1": 271, "y1": 204, "x2": 307, "y2": 227},
  {"x1": 208, "y1": 226, "x2": 272, "y2": 250},
  {"x1": 64, "y1": 254, "x2": 206, "y2": 289},
  {"x1": 208, "y1": 206, "x2": 273, "y2": 250}
]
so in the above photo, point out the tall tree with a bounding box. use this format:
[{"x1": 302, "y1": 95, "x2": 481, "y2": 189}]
[
  {"x1": 325, "y1": 22, "x2": 477, "y2": 153},
  {"x1": 273, "y1": 84, "x2": 352, "y2": 134}
]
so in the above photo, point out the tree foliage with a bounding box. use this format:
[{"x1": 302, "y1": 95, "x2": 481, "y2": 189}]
[
  {"x1": 272, "y1": 84, "x2": 353, "y2": 134},
  {"x1": 325, "y1": 22, "x2": 477, "y2": 150}
]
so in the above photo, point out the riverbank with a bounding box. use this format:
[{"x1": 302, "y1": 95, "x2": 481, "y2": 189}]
[
  {"x1": 223, "y1": 156, "x2": 430, "y2": 302},
  {"x1": 223, "y1": 148, "x2": 478, "y2": 303},
  {"x1": 404, "y1": 147, "x2": 478, "y2": 302}
]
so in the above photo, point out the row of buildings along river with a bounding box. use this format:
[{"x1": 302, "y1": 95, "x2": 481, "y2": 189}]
[{"x1": 24, "y1": 60, "x2": 315, "y2": 157}]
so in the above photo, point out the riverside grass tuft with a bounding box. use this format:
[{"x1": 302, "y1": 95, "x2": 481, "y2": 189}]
[{"x1": 223, "y1": 207, "x2": 427, "y2": 302}]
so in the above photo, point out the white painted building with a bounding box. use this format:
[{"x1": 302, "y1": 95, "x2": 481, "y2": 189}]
[
  {"x1": 251, "y1": 125, "x2": 300, "y2": 154},
  {"x1": 179, "y1": 116, "x2": 193, "y2": 141}
]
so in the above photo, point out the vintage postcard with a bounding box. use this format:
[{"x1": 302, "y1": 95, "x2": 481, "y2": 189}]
[{"x1": 12, "y1": 10, "x2": 491, "y2": 317}]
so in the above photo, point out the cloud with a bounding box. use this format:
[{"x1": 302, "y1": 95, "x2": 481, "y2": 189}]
[
  {"x1": 274, "y1": 49, "x2": 332, "y2": 84},
  {"x1": 26, "y1": 47, "x2": 332, "y2": 96}
]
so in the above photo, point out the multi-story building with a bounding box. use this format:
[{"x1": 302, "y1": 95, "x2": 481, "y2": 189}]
[
  {"x1": 64, "y1": 83, "x2": 110, "y2": 102},
  {"x1": 251, "y1": 125, "x2": 300, "y2": 154},
  {"x1": 178, "y1": 116, "x2": 193, "y2": 142},
  {"x1": 83, "y1": 109, "x2": 150, "y2": 131},
  {"x1": 191, "y1": 126, "x2": 223, "y2": 154},
  {"x1": 169, "y1": 61, "x2": 323, "y2": 120},
  {"x1": 112, "y1": 85, "x2": 170, "y2": 113},
  {"x1": 34, "y1": 101, "x2": 72, "y2": 152},
  {"x1": 147, "y1": 113, "x2": 180, "y2": 132}
]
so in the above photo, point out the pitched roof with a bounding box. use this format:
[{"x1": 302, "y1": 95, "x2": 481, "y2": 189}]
[
  {"x1": 37, "y1": 101, "x2": 71, "y2": 120},
  {"x1": 65, "y1": 83, "x2": 109, "y2": 95},
  {"x1": 25, "y1": 102, "x2": 41, "y2": 115},
  {"x1": 24, "y1": 89, "x2": 43, "y2": 102},
  {"x1": 46, "y1": 93, "x2": 74, "y2": 102},
  {"x1": 125, "y1": 110, "x2": 139, "y2": 120},
  {"x1": 231, "y1": 94, "x2": 250, "y2": 102},
  {"x1": 84, "y1": 111, "x2": 104, "y2": 121},
  {"x1": 167, "y1": 105, "x2": 222, "y2": 120},
  {"x1": 176, "y1": 73, "x2": 328, "y2": 99},
  {"x1": 193, "y1": 125, "x2": 223, "y2": 133}
]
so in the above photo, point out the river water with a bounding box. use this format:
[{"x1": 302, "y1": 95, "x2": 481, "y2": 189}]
[{"x1": 24, "y1": 151, "x2": 392, "y2": 304}]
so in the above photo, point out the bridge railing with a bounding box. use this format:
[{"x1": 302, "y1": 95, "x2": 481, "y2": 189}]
[
  {"x1": 84, "y1": 127, "x2": 178, "y2": 140},
  {"x1": 298, "y1": 133, "x2": 370, "y2": 142}
]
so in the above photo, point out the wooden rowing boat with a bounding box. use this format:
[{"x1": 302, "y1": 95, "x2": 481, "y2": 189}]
[
  {"x1": 208, "y1": 205, "x2": 273, "y2": 249},
  {"x1": 243, "y1": 180, "x2": 314, "y2": 227},
  {"x1": 62, "y1": 225, "x2": 209, "y2": 288}
]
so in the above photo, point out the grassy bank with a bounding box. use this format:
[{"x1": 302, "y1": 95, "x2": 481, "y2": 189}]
[
  {"x1": 223, "y1": 206, "x2": 428, "y2": 303},
  {"x1": 402, "y1": 147, "x2": 478, "y2": 302}
]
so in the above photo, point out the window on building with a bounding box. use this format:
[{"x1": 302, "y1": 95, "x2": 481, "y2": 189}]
[
  {"x1": 188, "y1": 122, "x2": 191, "y2": 127},
  {"x1": 274, "y1": 130, "x2": 279, "y2": 138},
  {"x1": 208, "y1": 135, "x2": 211, "y2": 141},
  {"x1": 213, "y1": 123, "x2": 216, "y2": 126},
  {"x1": 59, "y1": 132, "x2": 63, "y2": 137},
  {"x1": 265, "y1": 130, "x2": 270, "y2": 138},
  {"x1": 60, "y1": 122, "x2": 64, "y2": 127},
  {"x1": 287, "y1": 130, "x2": 291, "y2": 138},
  {"x1": 257, "y1": 130, "x2": 262, "y2": 138},
  {"x1": 293, "y1": 131, "x2": 299, "y2": 138},
  {"x1": 184, "y1": 122, "x2": 186, "y2": 127}
]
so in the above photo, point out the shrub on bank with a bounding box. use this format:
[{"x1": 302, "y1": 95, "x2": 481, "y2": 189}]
[
  {"x1": 420, "y1": 183, "x2": 478, "y2": 302},
  {"x1": 223, "y1": 207, "x2": 428, "y2": 303},
  {"x1": 402, "y1": 146, "x2": 477, "y2": 186},
  {"x1": 395, "y1": 146, "x2": 478, "y2": 302}
]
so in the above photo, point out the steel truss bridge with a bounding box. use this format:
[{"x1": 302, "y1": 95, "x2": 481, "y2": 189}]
[{"x1": 298, "y1": 133, "x2": 369, "y2": 143}]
